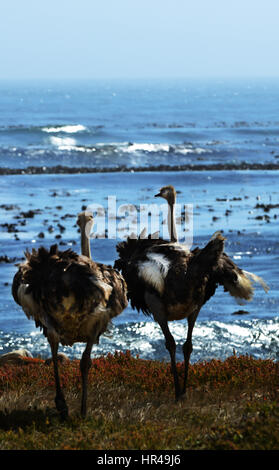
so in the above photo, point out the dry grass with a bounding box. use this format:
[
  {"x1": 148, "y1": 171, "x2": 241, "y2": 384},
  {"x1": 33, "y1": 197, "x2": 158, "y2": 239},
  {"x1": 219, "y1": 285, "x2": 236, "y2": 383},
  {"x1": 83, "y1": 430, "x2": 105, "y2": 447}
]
[{"x1": 0, "y1": 351, "x2": 279, "y2": 450}]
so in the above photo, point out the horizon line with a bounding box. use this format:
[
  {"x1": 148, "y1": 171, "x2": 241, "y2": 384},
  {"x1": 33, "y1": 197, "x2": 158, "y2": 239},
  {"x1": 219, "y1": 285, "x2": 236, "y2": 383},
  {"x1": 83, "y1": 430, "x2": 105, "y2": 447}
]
[{"x1": 0, "y1": 75, "x2": 279, "y2": 82}]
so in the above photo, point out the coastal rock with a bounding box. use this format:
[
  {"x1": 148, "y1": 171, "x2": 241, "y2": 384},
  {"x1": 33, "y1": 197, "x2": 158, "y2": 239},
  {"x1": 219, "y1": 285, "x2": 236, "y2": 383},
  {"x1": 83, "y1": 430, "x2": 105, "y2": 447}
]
[
  {"x1": 45, "y1": 352, "x2": 70, "y2": 365},
  {"x1": 19, "y1": 209, "x2": 41, "y2": 218},
  {"x1": 0, "y1": 255, "x2": 17, "y2": 263},
  {"x1": 0, "y1": 348, "x2": 33, "y2": 366},
  {"x1": 232, "y1": 310, "x2": 250, "y2": 315}
]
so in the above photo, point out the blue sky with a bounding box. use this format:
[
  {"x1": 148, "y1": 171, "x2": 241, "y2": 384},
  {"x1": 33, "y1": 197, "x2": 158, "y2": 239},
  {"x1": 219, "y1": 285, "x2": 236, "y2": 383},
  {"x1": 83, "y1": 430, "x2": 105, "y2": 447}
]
[{"x1": 1, "y1": 0, "x2": 279, "y2": 79}]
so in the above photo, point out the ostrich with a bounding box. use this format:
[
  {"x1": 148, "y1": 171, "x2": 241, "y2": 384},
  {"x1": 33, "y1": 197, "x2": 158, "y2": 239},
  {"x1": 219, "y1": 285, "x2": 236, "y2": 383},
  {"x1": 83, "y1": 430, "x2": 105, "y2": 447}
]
[
  {"x1": 114, "y1": 185, "x2": 268, "y2": 400},
  {"x1": 12, "y1": 211, "x2": 128, "y2": 419}
]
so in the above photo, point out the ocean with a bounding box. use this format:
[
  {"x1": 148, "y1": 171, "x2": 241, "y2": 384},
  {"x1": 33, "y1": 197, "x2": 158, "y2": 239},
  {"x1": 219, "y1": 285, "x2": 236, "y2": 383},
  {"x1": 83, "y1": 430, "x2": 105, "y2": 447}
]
[{"x1": 0, "y1": 78, "x2": 278, "y2": 363}]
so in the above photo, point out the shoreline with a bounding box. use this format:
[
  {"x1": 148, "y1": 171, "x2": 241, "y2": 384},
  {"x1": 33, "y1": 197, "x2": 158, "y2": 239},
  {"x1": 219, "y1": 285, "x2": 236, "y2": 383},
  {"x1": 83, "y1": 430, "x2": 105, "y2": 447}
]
[{"x1": 1, "y1": 162, "x2": 279, "y2": 175}]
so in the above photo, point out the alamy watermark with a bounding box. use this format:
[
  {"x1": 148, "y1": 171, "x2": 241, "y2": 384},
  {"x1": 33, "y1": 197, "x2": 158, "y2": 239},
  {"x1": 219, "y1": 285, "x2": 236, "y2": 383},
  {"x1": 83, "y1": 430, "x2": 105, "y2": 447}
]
[{"x1": 83, "y1": 196, "x2": 193, "y2": 249}]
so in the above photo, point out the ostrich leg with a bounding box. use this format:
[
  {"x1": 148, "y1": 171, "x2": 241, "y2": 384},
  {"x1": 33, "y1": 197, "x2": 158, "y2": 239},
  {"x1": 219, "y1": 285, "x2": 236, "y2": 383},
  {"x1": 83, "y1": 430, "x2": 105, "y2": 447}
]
[
  {"x1": 182, "y1": 310, "x2": 199, "y2": 395},
  {"x1": 158, "y1": 318, "x2": 181, "y2": 400},
  {"x1": 48, "y1": 336, "x2": 68, "y2": 420},
  {"x1": 145, "y1": 292, "x2": 181, "y2": 400},
  {"x1": 80, "y1": 340, "x2": 94, "y2": 418}
]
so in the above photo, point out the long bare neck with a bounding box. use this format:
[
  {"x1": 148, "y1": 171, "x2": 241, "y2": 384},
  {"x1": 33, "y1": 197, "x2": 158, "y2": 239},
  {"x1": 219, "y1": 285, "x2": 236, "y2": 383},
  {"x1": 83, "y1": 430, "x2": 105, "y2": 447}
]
[
  {"x1": 80, "y1": 224, "x2": 91, "y2": 258},
  {"x1": 168, "y1": 200, "x2": 178, "y2": 242}
]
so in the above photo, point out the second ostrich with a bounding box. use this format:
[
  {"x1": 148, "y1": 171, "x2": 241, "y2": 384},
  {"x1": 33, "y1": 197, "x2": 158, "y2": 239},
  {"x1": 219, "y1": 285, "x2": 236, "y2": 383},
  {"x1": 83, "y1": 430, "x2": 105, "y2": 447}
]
[
  {"x1": 114, "y1": 186, "x2": 269, "y2": 400},
  {"x1": 12, "y1": 211, "x2": 128, "y2": 418}
]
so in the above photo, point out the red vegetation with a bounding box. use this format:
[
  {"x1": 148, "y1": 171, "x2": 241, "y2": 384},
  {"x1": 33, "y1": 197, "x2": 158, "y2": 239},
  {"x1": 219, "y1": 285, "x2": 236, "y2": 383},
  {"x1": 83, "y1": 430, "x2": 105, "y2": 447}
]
[{"x1": 0, "y1": 350, "x2": 278, "y2": 395}]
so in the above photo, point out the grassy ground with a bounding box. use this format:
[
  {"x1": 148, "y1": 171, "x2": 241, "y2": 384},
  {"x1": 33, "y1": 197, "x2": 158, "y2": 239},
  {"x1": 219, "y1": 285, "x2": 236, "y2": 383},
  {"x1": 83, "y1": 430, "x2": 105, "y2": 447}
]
[{"x1": 0, "y1": 351, "x2": 279, "y2": 450}]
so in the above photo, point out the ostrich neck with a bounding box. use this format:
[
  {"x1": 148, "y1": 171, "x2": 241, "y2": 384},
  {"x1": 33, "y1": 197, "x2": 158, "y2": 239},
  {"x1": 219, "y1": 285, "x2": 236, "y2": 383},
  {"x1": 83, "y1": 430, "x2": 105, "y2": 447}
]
[
  {"x1": 81, "y1": 226, "x2": 91, "y2": 259},
  {"x1": 168, "y1": 201, "x2": 178, "y2": 242}
]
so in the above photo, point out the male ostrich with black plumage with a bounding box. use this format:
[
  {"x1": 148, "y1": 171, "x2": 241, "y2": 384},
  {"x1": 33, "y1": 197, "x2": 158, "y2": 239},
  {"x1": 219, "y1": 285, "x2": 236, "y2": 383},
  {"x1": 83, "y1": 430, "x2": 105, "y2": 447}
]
[
  {"x1": 114, "y1": 185, "x2": 268, "y2": 400},
  {"x1": 12, "y1": 211, "x2": 128, "y2": 418}
]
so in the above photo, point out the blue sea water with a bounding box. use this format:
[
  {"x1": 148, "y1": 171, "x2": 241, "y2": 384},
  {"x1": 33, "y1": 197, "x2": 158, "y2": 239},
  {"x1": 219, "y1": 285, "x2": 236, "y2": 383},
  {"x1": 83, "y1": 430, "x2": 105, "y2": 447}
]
[
  {"x1": 0, "y1": 78, "x2": 278, "y2": 363},
  {"x1": 0, "y1": 78, "x2": 279, "y2": 170}
]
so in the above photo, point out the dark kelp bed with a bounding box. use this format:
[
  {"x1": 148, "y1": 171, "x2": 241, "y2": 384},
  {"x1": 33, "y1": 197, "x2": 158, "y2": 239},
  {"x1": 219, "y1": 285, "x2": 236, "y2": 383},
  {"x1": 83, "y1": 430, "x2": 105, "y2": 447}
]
[{"x1": 1, "y1": 162, "x2": 279, "y2": 175}]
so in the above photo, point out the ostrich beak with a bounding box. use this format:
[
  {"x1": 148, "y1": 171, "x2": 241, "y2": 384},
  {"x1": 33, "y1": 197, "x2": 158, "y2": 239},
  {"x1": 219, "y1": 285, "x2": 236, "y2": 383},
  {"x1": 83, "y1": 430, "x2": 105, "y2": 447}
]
[{"x1": 154, "y1": 192, "x2": 161, "y2": 198}]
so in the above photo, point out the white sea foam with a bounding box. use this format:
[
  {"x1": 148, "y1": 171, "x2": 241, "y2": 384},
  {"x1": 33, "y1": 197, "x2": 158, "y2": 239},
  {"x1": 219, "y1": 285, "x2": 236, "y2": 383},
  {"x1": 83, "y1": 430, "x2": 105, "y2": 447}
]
[
  {"x1": 121, "y1": 142, "x2": 211, "y2": 154},
  {"x1": 175, "y1": 146, "x2": 211, "y2": 155},
  {"x1": 45, "y1": 139, "x2": 211, "y2": 156},
  {"x1": 49, "y1": 136, "x2": 77, "y2": 149},
  {"x1": 124, "y1": 143, "x2": 170, "y2": 153},
  {"x1": 1, "y1": 318, "x2": 279, "y2": 362}
]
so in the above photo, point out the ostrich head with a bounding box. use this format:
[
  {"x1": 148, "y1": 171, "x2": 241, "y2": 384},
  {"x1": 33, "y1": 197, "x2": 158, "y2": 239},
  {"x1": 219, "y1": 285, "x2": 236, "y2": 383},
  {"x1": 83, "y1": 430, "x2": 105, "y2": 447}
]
[
  {"x1": 77, "y1": 210, "x2": 94, "y2": 238},
  {"x1": 154, "y1": 185, "x2": 176, "y2": 205}
]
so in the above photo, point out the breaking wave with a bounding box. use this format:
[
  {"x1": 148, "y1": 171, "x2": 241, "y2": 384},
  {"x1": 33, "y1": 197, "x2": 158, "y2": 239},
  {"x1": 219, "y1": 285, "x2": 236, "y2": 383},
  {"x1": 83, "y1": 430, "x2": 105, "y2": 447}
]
[
  {"x1": 0, "y1": 140, "x2": 216, "y2": 170},
  {"x1": 42, "y1": 124, "x2": 88, "y2": 134},
  {"x1": 1, "y1": 318, "x2": 279, "y2": 362},
  {"x1": 47, "y1": 140, "x2": 212, "y2": 156}
]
